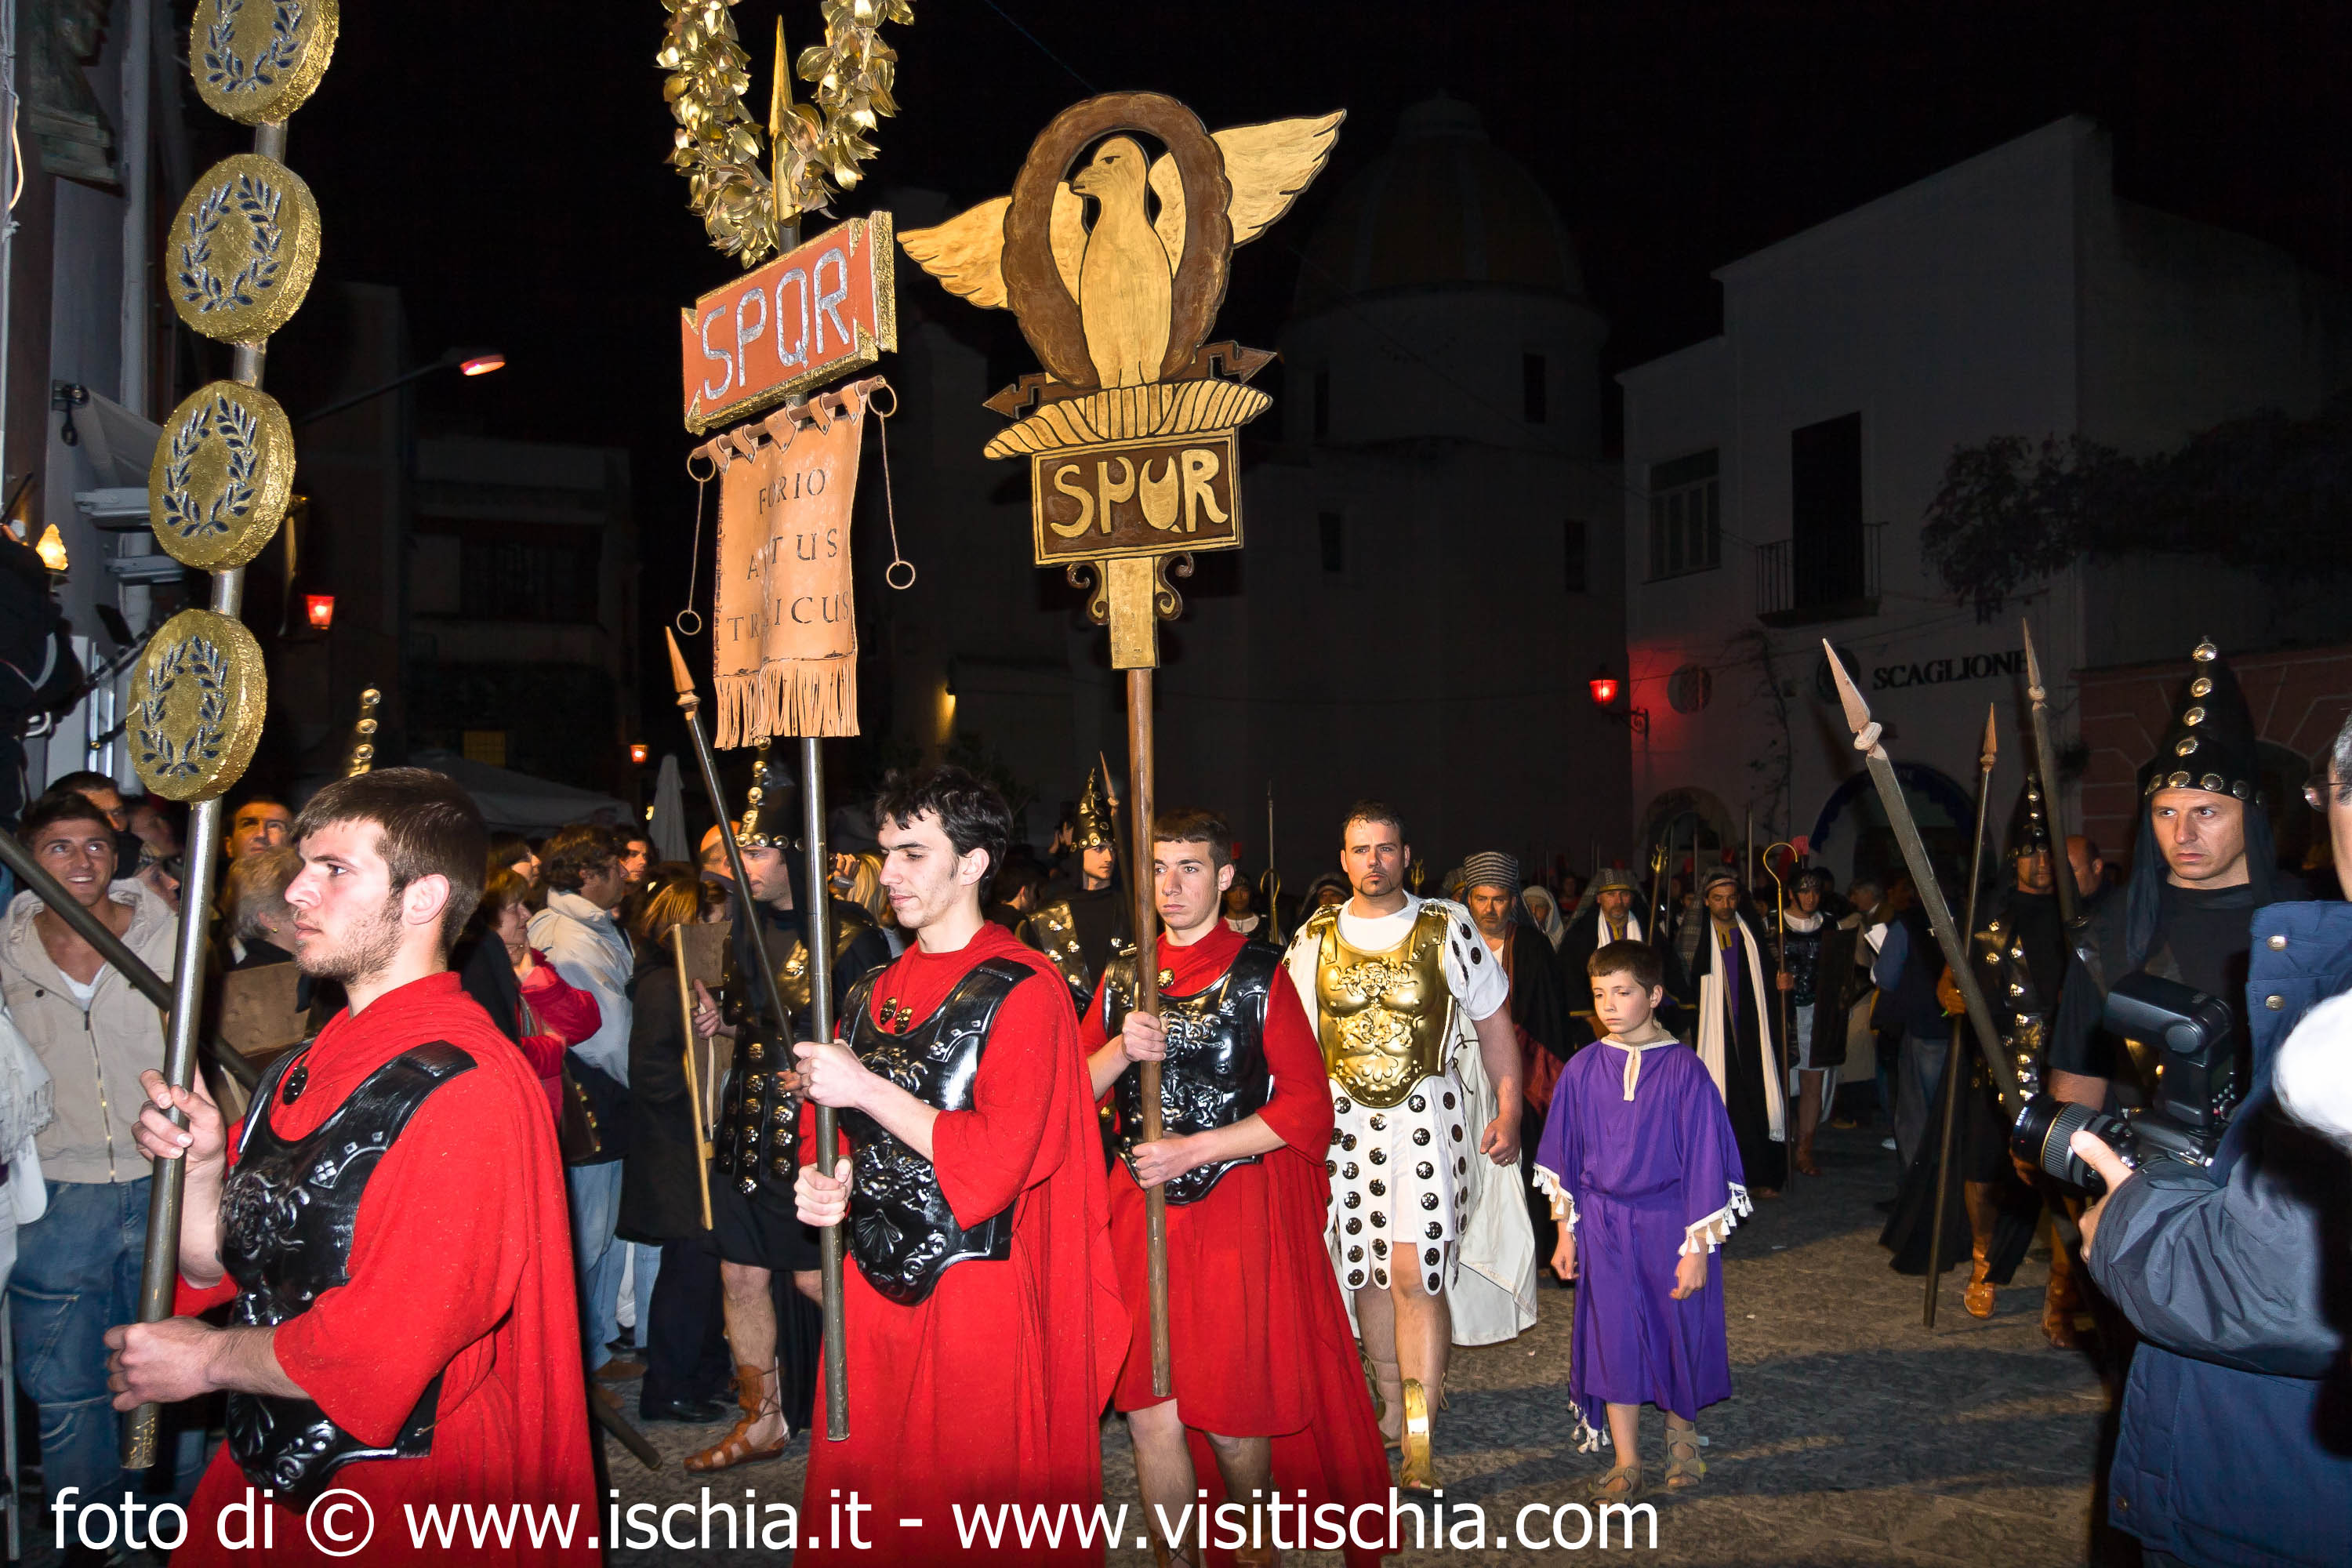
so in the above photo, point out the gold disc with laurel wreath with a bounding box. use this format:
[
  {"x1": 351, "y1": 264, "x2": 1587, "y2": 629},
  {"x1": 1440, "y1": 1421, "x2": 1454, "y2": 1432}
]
[
  {"x1": 147, "y1": 382, "x2": 296, "y2": 571},
  {"x1": 129, "y1": 610, "x2": 269, "y2": 803},
  {"x1": 191, "y1": 0, "x2": 339, "y2": 125},
  {"x1": 168, "y1": 154, "x2": 321, "y2": 345}
]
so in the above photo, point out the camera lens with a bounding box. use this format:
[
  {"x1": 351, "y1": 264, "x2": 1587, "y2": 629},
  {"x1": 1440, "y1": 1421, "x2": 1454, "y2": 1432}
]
[{"x1": 2013, "y1": 1094, "x2": 2133, "y2": 1195}]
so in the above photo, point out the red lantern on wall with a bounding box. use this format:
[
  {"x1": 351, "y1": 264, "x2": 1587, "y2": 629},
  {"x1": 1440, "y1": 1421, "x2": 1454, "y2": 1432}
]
[
  {"x1": 1588, "y1": 665, "x2": 1649, "y2": 736},
  {"x1": 303, "y1": 593, "x2": 336, "y2": 630}
]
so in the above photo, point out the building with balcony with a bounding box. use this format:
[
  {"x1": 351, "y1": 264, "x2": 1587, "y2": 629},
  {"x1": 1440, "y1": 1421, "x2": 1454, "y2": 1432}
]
[{"x1": 1617, "y1": 116, "x2": 2352, "y2": 884}]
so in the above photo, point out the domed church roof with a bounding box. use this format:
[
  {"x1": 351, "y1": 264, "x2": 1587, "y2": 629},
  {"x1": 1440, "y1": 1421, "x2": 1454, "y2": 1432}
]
[{"x1": 1294, "y1": 94, "x2": 1585, "y2": 318}]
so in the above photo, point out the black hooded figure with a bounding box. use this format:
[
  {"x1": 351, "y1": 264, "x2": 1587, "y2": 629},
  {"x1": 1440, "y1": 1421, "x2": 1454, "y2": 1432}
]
[{"x1": 2050, "y1": 638, "x2": 2300, "y2": 1106}]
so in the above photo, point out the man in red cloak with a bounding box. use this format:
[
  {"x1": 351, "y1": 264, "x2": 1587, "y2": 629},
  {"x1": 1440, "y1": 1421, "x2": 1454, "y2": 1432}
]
[
  {"x1": 1080, "y1": 809, "x2": 1391, "y2": 1568},
  {"x1": 794, "y1": 765, "x2": 1125, "y2": 1566},
  {"x1": 107, "y1": 768, "x2": 596, "y2": 1566}
]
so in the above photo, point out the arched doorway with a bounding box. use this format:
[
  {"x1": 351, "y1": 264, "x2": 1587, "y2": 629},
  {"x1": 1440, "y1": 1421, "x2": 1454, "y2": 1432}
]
[
  {"x1": 1636, "y1": 786, "x2": 1739, "y2": 926},
  {"x1": 1809, "y1": 763, "x2": 1975, "y2": 894}
]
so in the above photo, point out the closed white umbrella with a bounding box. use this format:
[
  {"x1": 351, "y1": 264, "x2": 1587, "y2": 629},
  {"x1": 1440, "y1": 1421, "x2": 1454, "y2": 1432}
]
[{"x1": 649, "y1": 753, "x2": 691, "y2": 863}]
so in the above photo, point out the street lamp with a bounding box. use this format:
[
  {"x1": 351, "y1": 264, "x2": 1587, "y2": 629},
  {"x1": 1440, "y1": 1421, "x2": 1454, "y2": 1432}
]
[
  {"x1": 296, "y1": 347, "x2": 506, "y2": 426},
  {"x1": 1588, "y1": 664, "x2": 1649, "y2": 735}
]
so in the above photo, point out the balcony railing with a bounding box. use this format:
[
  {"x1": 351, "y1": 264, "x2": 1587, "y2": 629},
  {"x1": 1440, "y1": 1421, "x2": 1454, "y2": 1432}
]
[{"x1": 1755, "y1": 522, "x2": 1885, "y2": 626}]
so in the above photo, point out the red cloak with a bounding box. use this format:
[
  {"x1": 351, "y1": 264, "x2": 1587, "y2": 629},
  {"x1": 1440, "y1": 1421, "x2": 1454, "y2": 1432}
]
[
  {"x1": 1083, "y1": 925, "x2": 1392, "y2": 1566},
  {"x1": 173, "y1": 972, "x2": 597, "y2": 1566},
  {"x1": 798, "y1": 921, "x2": 1126, "y2": 1566}
]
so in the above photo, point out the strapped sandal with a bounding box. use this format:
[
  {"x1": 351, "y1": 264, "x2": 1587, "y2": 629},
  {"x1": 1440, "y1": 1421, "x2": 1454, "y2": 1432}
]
[
  {"x1": 1664, "y1": 1427, "x2": 1708, "y2": 1490},
  {"x1": 1584, "y1": 1463, "x2": 1645, "y2": 1503},
  {"x1": 684, "y1": 1363, "x2": 788, "y2": 1472}
]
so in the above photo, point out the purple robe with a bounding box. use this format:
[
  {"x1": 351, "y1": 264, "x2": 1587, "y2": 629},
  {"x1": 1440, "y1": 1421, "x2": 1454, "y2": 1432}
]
[{"x1": 1534, "y1": 1036, "x2": 1747, "y2": 1437}]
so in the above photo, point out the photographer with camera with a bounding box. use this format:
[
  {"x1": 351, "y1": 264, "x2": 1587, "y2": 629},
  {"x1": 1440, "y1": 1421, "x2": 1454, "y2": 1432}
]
[{"x1": 2061, "y1": 671, "x2": 2352, "y2": 1568}]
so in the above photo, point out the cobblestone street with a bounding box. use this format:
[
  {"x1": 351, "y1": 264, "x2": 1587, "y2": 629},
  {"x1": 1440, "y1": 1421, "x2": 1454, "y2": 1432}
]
[{"x1": 604, "y1": 1122, "x2": 2118, "y2": 1566}]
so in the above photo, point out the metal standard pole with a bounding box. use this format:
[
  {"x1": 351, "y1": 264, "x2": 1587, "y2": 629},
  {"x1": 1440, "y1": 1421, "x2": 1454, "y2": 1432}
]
[
  {"x1": 799, "y1": 736, "x2": 848, "y2": 1440},
  {"x1": 1127, "y1": 669, "x2": 1171, "y2": 1397},
  {"x1": 123, "y1": 304, "x2": 276, "y2": 1466},
  {"x1": 1925, "y1": 705, "x2": 2000, "y2": 1328}
]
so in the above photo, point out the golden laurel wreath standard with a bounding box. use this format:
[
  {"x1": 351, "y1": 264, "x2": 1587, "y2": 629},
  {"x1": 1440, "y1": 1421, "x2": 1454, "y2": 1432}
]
[
  {"x1": 167, "y1": 153, "x2": 321, "y2": 345},
  {"x1": 658, "y1": 0, "x2": 912, "y2": 264},
  {"x1": 128, "y1": 610, "x2": 270, "y2": 803},
  {"x1": 191, "y1": 0, "x2": 340, "y2": 125},
  {"x1": 147, "y1": 382, "x2": 296, "y2": 572}
]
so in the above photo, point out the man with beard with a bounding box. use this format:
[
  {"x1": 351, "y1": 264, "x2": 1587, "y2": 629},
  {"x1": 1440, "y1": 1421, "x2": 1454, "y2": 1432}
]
[
  {"x1": 1461, "y1": 851, "x2": 1575, "y2": 1271},
  {"x1": 1084, "y1": 811, "x2": 1388, "y2": 1566},
  {"x1": 1691, "y1": 865, "x2": 1788, "y2": 1196},
  {"x1": 105, "y1": 768, "x2": 594, "y2": 1565},
  {"x1": 688, "y1": 744, "x2": 893, "y2": 1469},
  {"x1": 1019, "y1": 768, "x2": 1127, "y2": 1012},
  {"x1": 1284, "y1": 802, "x2": 1533, "y2": 1490},
  {"x1": 793, "y1": 768, "x2": 1123, "y2": 1566},
  {"x1": 1558, "y1": 867, "x2": 1649, "y2": 1049},
  {"x1": 1772, "y1": 869, "x2": 1841, "y2": 1178}
]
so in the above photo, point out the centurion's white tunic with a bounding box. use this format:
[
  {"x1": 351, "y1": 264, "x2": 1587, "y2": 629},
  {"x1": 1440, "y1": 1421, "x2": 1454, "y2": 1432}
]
[{"x1": 1284, "y1": 895, "x2": 1537, "y2": 1346}]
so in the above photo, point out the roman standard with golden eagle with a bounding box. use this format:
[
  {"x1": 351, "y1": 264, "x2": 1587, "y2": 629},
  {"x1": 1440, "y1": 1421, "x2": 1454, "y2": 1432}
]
[{"x1": 898, "y1": 91, "x2": 1344, "y2": 1397}]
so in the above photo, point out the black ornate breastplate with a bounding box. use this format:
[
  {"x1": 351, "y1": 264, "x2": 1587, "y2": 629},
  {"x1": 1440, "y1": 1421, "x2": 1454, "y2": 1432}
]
[
  {"x1": 836, "y1": 958, "x2": 1029, "y2": 1304},
  {"x1": 717, "y1": 911, "x2": 800, "y2": 1198},
  {"x1": 217, "y1": 1041, "x2": 477, "y2": 1508},
  {"x1": 1101, "y1": 940, "x2": 1279, "y2": 1204}
]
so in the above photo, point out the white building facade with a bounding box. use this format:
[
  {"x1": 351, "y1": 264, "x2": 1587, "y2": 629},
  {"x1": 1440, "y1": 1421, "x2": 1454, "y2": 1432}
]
[{"x1": 1618, "y1": 116, "x2": 2350, "y2": 885}]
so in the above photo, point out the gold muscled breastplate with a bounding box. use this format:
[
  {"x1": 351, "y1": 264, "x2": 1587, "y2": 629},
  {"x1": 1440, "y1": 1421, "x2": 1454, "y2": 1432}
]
[{"x1": 1314, "y1": 903, "x2": 1454, "y2": 1109}]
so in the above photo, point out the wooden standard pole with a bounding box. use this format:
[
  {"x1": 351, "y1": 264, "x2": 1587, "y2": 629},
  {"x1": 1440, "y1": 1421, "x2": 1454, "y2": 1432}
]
[
  {"x1": 672, "y1": 926, "x2": 716, "y2": 1232},
  {"x1": 1127, "y1": 667, "x2": 1173, "y2": 1398}
]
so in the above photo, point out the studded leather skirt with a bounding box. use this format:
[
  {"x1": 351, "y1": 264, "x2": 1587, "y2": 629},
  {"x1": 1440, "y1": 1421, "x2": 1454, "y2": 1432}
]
[{"x1": 1325, "y1": 1067, "x2": 1472, "y2": 1298}]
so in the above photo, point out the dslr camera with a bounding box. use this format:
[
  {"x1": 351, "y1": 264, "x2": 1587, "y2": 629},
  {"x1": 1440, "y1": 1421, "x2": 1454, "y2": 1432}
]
[{"x1": 2012, "y1": 972, "x2": 2240, "y2": 1195}]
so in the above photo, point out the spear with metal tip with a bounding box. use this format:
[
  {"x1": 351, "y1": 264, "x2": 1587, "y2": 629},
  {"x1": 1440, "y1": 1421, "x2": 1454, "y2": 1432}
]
[
  {"x1": 1923, "y1": 704, "x2": 1999, "y2": 1327},
  {"x1": 663, "y1": 626, "x2": 848, "y2": 1437},
  {"x1": 1822, "y1": 643, "x2": 2025, "y2": 1123},
  {"x1": 2021, "y1": 622, "x2": 2084, "y2": 928}
]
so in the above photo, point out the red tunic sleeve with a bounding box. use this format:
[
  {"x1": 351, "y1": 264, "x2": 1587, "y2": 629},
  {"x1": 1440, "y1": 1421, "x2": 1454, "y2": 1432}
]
[
  {"x1": 520, "y1": 957, "x2": 601, "y2": 1046},
  {"x1": 268, "y1": 1079, "x2": 536, "y2": 1447},
  {"x1": 1257, "y1": 968, "x2": 1334, "y2": 1156},
  {"x1": 931, "y1": 975, "x2": 1067, "y2": 1229}
]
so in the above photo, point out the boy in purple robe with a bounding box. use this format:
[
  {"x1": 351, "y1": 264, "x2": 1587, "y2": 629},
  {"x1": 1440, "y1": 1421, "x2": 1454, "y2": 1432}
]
[{"x1": 1534, "y1": 940, "x2": 1748, "y2": 1501}]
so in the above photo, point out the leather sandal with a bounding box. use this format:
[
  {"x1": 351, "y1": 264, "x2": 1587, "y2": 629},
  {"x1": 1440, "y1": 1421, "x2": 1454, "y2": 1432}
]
[
  {"x1": 1584, "y1": 1463, "x2": 1645, "y2": 1503},
  {"x1": 684, "y1": 1363, "x2": 787, "y2": 1472},
  {"x1": 1664, "y1": 1426, "x2": 1707, "y2": 1489}
]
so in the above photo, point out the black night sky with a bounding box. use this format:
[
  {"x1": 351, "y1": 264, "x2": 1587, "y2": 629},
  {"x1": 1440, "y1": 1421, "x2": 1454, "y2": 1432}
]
[{"x1": 233, "y1": 0, "x2": 2352, "y2": 750}]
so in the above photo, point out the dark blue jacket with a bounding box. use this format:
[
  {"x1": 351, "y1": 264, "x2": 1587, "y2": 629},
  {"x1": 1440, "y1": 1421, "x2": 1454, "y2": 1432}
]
[{"x1": 2090, "y1": 899, "x2": 2352, "y2": 1567}]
